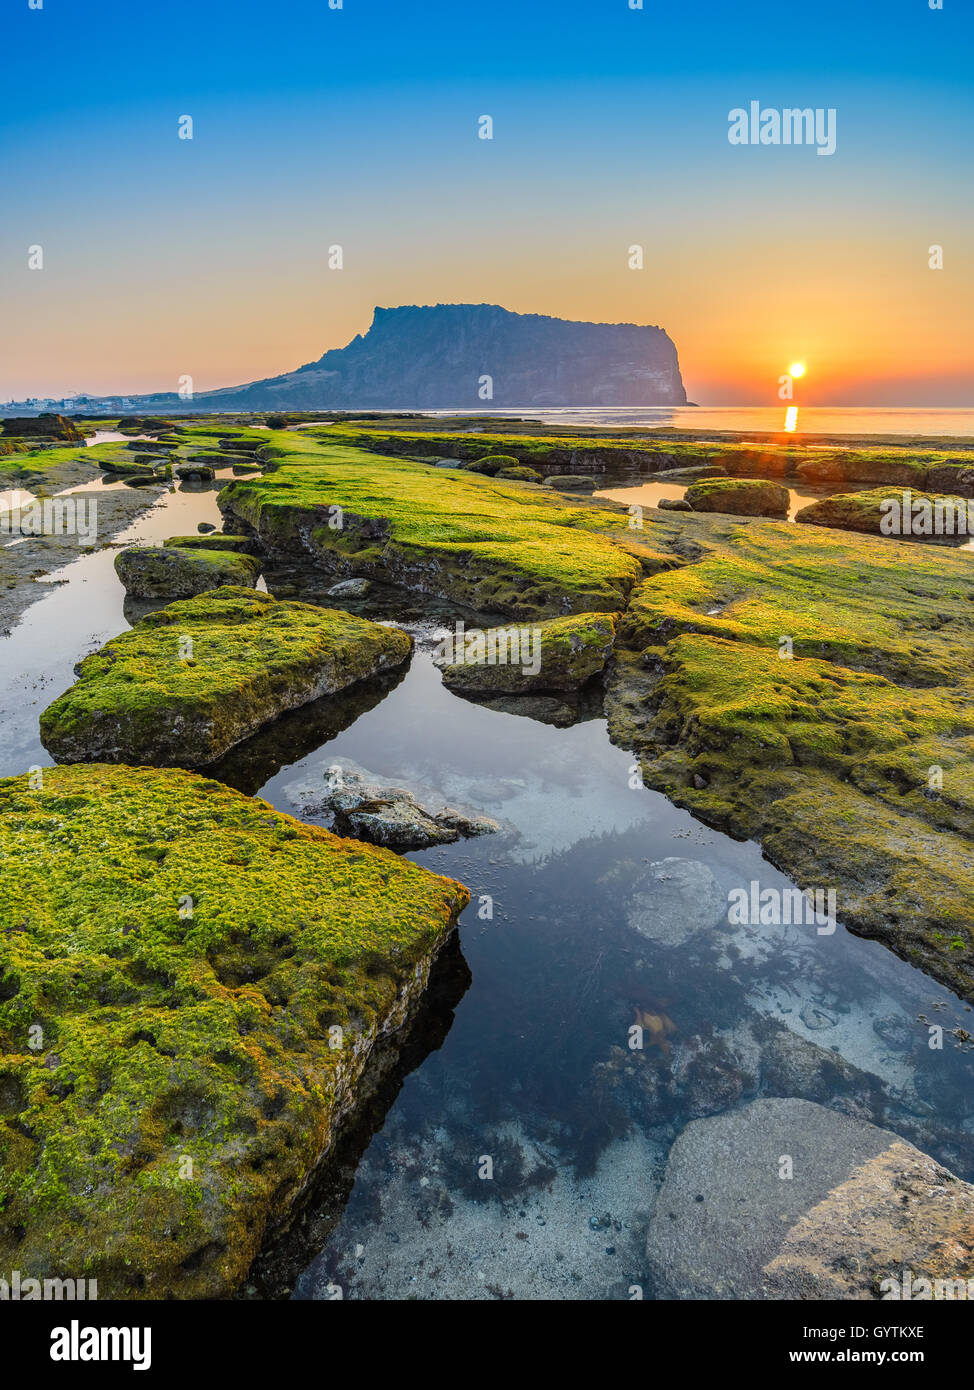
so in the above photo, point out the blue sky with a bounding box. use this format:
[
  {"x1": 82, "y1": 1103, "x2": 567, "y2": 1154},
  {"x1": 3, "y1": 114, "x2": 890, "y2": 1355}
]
[{"x1": 2, "y1": 0, "x2": 971, "y2": 402}]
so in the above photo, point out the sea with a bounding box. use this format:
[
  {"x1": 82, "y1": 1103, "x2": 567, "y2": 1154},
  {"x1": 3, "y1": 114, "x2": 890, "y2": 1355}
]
[{"x1": 426, "y1": 405, "x2": 974, "y2": 438}]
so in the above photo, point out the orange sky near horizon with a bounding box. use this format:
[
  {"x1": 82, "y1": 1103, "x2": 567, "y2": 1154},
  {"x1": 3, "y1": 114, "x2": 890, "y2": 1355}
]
[{"x1": 7, "y1": 234, "x2": 967, "y2": 407}]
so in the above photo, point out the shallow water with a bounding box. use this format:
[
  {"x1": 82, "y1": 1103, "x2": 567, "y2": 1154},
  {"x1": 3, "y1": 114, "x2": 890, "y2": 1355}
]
[
  {"x1": 251, "y1": 636, "x2": 974, "y2": 1300},
  {"x1": 0, "y1": 477, "x2": 231, "y2": 776},
  {"x1": 593, "y1": 476, "x2": 840, "y2": 522},
  {"x1": 4, "y1": 472, "x2": 974, "y2": 1301},
  {"x1": 428, "y1": 405, "x2": 974, "y2": 438}
]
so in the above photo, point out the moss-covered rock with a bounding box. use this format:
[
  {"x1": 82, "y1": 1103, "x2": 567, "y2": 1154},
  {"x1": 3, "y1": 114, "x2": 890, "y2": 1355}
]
[
  {"x1": 39, "y1": 587, "x2": 413, "y2": 767},
  {"x1": 439, "y1": 611, "x2": 616, "y2": 695},
  {"x1": 496, "y1": 465, "x2": 543, "y2": 483},
  {"x1": 795, "y1": 487, "x2": 973, "y2": 540},
  {"x1": 218, "y1": 446, "x2": 642, "y2": 619},
  {"x1": 114, "y1": 545, "x2": 262, "y2": 598},
  {"x1": 0, "y1": 763, "x2": 467, "y2": 1298},
  {"x1": 163, "y1": 533, "x2": 257, "y2": 554},
  {"x1": 605, "y1": 514, "x2": 974, "y2": 1000},
  {"x1": 463, "y1": 454, "x2": 520, "y2": 476},
  {"x1": 685, "y1": 477, "x2": 789, "y2": 517},
  {"x1": 97, "y1": 456, "x2": 166, "y2": 479}
]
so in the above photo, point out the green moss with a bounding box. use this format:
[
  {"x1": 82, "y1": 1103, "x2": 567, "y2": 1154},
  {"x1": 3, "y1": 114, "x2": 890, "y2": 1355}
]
[
  {"x1": 463, "y1": 454, "x2": 521, "y2": 475},
  {"x1": 796, "y1": 487, "x2": 973, "y2": 538},
  {"x1": 324, "y1": 421, "x2": 972, "y2": 491},
  {"x1": 0, "y1": 763, "x2": 468, "y2": 1297},
  {"x1": 114, "y1": 545, "x2": 262, "y2": 598},
  {"x1": 605, "y1": 514, "x2": 974, "y2": 998},
  {"x1": 685, "y1": 477, "x2": 790, "y2": 517},
  {"x1": 439, "y1": 611, "x2": 617, "y2": 695},
  {"x1": 163, "y1": 534, "x2": 255, "y2": 553},
  {"x1": 496, "y1": 465, "x2": 543, "y2": 483},
  {"x1": 39, "y1": 586, "x2": 413, "y2": 767},
  {"x1": 219, "y1": 445, "x2": 642, "y2": 619}
]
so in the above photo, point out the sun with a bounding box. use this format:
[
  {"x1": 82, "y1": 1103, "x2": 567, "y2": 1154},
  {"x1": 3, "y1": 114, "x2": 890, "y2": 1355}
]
[{"x1": 789, "y1": 361, "x2": 806, "y2": 378}]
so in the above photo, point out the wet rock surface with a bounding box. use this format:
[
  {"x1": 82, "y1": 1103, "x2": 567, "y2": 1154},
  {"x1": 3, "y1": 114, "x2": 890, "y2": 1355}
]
[
  {"x1": 645, "y1": 1098, "x2": 974, "y2": 1299},
  {"x1": 289, "y1": 760, "x2": 500, "y2": 849},
  {"x1": 626, "y1": 858, "x2": 727, "y2": 946},
  {"x1": 327, "y1": 577, "x2": 371, "y2": 598}
]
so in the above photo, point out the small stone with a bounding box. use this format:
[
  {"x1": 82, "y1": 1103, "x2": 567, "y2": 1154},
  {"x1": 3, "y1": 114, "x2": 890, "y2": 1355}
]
[{"x1": 327, "y1": 578, "x2": 371, "y2": 598}]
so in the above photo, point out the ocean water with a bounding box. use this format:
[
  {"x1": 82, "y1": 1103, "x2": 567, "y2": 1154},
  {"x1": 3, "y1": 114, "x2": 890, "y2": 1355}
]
[{"x1": 427, "y1": 406, "x2": 974, "y2": 438}]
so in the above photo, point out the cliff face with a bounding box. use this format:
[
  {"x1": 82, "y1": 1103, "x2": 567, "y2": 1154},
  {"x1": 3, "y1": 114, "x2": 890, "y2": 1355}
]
[{"x1": 192, "y1": 303, "x2": 687, "y2": 410}]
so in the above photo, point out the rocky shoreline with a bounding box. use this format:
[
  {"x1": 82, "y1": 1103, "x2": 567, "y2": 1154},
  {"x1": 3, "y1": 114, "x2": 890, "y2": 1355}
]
[
  {"x1": 216, "y1": 425, "x2": 974, "y2": 1004},
  {"x1": 5, "y1": 413, "x2": 974, "y2": 1300}
]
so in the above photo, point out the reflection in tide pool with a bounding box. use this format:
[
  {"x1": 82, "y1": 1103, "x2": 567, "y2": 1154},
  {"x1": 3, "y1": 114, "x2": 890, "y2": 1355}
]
[{"x1": 232, "y1": 626, "x2": 974, "y2": 1301}]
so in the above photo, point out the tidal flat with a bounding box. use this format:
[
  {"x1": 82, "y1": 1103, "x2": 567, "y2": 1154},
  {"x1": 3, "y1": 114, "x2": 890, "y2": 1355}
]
[{"x1": 3, "y1": 413, "x2": 974, "y2": 1300}]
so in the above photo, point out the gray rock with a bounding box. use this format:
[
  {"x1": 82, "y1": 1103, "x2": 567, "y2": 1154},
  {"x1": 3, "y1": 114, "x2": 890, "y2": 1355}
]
[
  {"x1": 197, "y1": 522, "x2": 216, "y2": 534},
  {"x1": 626, "y1": 858, "x2": 726, "y2": 946},
  {"x1": 645, "y1": 1097, "x2": 974, "y2": 1299},
  {"x1": 327, "y1": 578, "x2": 371, "y2": 598},
  {"x1": 658, "y1": 497, "x2": 692, "y2": 512},
  {"x1": 296, "y1": 764, "x2": 500, "y2": 850}
]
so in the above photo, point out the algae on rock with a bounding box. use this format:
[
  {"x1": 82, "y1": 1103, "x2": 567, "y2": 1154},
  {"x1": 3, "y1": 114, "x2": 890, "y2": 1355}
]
[
  {"x1": 0, "y1": 764, "x2": 468, "y2": 1299},
  {"x1": 796, "y1": 486, "x2": 972, "y2": 539},
  {"x1": 438, "y1": 611, "x2": 617, "y2": 695},
  {"x1": 218, "y1": 446, "x2": 643, "y2": 620},
  {"x1": 115, "y1": 544, "x2": 262, "y2": 599},
  {"x1": 685, "y1": 477, "x2": 789, "y2": 517},
  {"x1": 604, "y1": 513, "x2": 974, "y2": 1001},
  {"x1": 39, "y1": 586, "x2": 413, "y2": 767}
]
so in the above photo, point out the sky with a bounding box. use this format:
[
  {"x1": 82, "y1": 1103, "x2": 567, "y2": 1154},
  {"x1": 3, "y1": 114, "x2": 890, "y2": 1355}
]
[{"x1": 2, "y1": 0, "x2": 971, "y2": 406}]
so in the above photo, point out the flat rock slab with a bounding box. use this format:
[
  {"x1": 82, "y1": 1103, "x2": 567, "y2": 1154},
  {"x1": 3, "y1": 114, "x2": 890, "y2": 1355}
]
[
  {"x1": 626, "y1": 857, "x2": 726, "y2": 946},
  {"x1": 40, "y1": 586, "x2": 412, "y2": 767},
  {"x1": 0, "y1": 764, "x2": 468, "y2": 1298},
  {"x1": 327, "y1": 577, "x2": 371, "y2": 598},
  {"x1": 217, "y1": 449, "x2": 642, "y2": 620},
  {"x1": 163, "y1": 532, "x2": 256, "y2": 554},
  {"x1": 115, "y1": 544, "x2": 261, "y2": 598},
  {"x1": 646, "y1": 1097, "x2": 974, "y2": 1299},
  {"x1": 439, "y1": 611, "x2": 616, "y2": 696}
]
